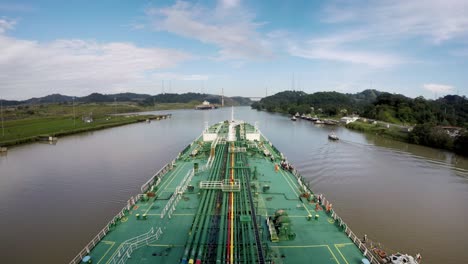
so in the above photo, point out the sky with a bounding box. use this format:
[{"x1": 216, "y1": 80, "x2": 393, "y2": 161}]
[{"x1": 0, "y1": 0, "x2": 467, "y2": 100}]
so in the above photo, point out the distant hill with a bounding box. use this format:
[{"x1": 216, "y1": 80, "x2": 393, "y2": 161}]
[
  {"x1": 25, "y1": 94, "x2": 74, "y2": 104},
  {"x1": 1, "y1": 92, "x2": 252, "y2": 106},
  {"x1": 252, "y1": 89, "x2": 468, "y2": 127},
  {"x1": 141, "y1": 92, "x2": 251, "y2": 106}
]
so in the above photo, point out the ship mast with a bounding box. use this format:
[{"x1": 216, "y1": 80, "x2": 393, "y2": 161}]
[
  {"x1": 231, "y1": 106, "x2": 234, "y2": 121},
  {"x1": 221, "y1": 88, "x2": 224, "y2": 107}
]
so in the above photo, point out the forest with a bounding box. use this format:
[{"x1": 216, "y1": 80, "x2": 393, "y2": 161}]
[{"x1": 252, "y1": 90, "x2": 468, "y2": 155}]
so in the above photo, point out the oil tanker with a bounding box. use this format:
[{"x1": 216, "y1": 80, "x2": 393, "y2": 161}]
[{"x1": 71, "y1": 120, "x2": 420, "y2": 264}]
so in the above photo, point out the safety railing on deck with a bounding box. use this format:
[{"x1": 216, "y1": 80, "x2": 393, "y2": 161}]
[
  {"x1": 287, "y1": 169, "x2": 390, "y2": 264},
  {"x1": 199, "y1": 179, "x2": 241, "y2": 192},
  {"x1": 69, "y1": 194, "x2": 142, "y2": 264},
  {"x1": 161, "y1": 168, "x2": 196, "y2": 219},
  {"x1": 140, "y1": 162, "x2": 173, "y2": 193},
  {"x1": 108, "y1": 227, "x2": 163, "y2": 264}
]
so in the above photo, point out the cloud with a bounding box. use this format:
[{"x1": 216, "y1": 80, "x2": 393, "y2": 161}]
[
  {"x1": 0, "y1": 18, "x2": 16, "y2": 33},
  {"x1": 0, "y1": 35, "x2": 193, "y2": 99},
  {"x1": 151, "y1": 72, "x2": 209, "y2": 81},
  {"x1": 423, "y1": 83, "x2": 454, "y2": 93},
  {"x1": 289, "y1": 44, "x2": 404, "y2": 68},
  {"x1": 145, "y1": 1, "x2": 271, "y2": 60},
  {"x1": 287, "y1": 30, "x2": 406, "y2": 68},
  {"x1": 323, "y1": 0, "x2": 468, "y2": 43},
  {"x1": 219, "y1": 0, "x2": 240, "y2": 9}
]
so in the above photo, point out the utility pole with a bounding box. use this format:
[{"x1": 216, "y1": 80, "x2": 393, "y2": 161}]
[
  {"x1": 72, "y1": 97, "x2": 76, "y2": 127},
  {"x1": 114, "y1": 97, "x2": 117, "y2": 115},
  {"x1": 1, "y1": 98, "x2": 4, "y2": 137}
]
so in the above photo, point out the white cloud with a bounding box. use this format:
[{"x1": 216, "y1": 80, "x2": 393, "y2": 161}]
[
  {"x1": 146, "y1": 1, "x2": 271, "y2": 60},
  {"x1": 219, "y1": 0, "x2": 240, "y2": 9},
  {"x1": 288, "y1": 30, "x2": 406, "y2": 68},
  {"x1": 0, "y1": 18, "x2": 16, "y2": 33},
  {"x1": 323, "y1": 0, "x2": 468, "y2": 43},
  {"x1": 151, "y1": 72, "x2": 209, "y2": 81},
  {"x1": 423, "y1": 83, "x2": 454, "y2": 93},
  {"x1": 0, "y1": 35, "x2": 193, "y2": 99}
]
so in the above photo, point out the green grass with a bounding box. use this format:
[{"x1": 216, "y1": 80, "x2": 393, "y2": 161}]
[
  {"x1": 2, "y1": 102, "x2": 198, "y2": 121},
  {"x1": 0, "y1": 115, "x2": 164, "y2": 147},
  {"x1": 346, "y1": 121, "x2": 409, "y2": 141},
  {"x1": 0, "y1": 101, "x2": 201, "y2": 147}
]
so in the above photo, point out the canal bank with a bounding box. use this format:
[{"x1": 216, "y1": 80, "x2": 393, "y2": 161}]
[{"x1": 0, "y1": 114, "x2": 171, "y2": 148}]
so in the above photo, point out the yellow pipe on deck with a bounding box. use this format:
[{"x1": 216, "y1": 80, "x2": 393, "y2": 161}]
[{"x1": 230, "y1": 142, "x2": 235, "y2": 264}]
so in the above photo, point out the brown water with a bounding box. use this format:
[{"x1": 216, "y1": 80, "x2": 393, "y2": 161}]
[{"x1": 0, "y1": 107, "x2": 467, "y2": 263}]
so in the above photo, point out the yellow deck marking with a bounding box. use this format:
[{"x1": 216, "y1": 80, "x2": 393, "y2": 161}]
[
  {"x1": 335, "y1": 243, "x2": 353, "y2": 246},
  {"x1": 277, "y1": 166, "x2": 299, "y2": 196},
  {"x1": 277, "y1": 169, "x2": 312, "y2": 215},
  {"x1": 143, "y1": 163, "x2": 188, "y2": 215},
  {"x1": 105, "y1": 243, "x2": 124, "y2": 264},
  {"x1": 334, "y1": 244, "x2": 350, "y2": 264},
  {"x1": 269, "y1": 244, "x2": 340, "y2": 264},
  {"x1": 148, "y1": 244, "x2": 184, "y2": 247},
  {"x1": 97, "y1": 241, "x2": 115, "y2": 264},
  {"x1": 326, "y1": 245, "x2": 341, "y2": 264}
]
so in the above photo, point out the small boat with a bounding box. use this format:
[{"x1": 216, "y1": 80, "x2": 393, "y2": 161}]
[
  {"x1": 328, "y1": 133, "x2": 339, "y2": 140},
  {"x1": 291, "y1": 116, "x2": 297, "y2": 121},
  {"x1": 294, "y1": 112, "x2": 300, "y2": 117}
]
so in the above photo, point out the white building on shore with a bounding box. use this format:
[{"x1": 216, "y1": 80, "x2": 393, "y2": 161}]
[{"x1": 340, "y1": 116, "x2": 359, "y2": 124}]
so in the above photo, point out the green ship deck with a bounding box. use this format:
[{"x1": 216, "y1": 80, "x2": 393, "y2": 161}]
[{"x1": 71, "y1": 121, "x2": 378, "y2": 264}]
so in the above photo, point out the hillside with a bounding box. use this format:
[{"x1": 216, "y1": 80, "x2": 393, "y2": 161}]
[
  {"x1": 1, "y1": 92, "x2": 252, "y2": 106},
  {"x1": 252, "y1": 90, "x2": 467, "y2": 127},
  {"x1": 252, "y1": 89, "x2": 382, "y2": 117}
]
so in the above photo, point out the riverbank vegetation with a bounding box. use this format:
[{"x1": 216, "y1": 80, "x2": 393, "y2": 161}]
[
  {"x1": 0, "y1": 101, "x2": 192, "y2": 147},
  {"x1": 0, "y1": 92, "x2": 253, "y2": 147},
  {"x1": 345, "y1": 121, "x2": 409, "y2": 141},
  {"x1": 252, "y1": 90, "x2": 468, "y2": 155},
  {"x1": 0, "y1": 114, "x2": 161, "y2": 147}
]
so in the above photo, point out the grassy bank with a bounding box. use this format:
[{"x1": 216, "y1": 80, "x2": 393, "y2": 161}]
[
  {"x1": 0, "y1": 101, "x2": 202, "y2": 147},
  {"x1": 0, "y1": 114, "x2": 168, "y2": 147},
  {"x1": 1, "y1": 102, "x2": 197, "y2": 121},
  {"x1": 345, "y1": 121, "x2": 409, "y2": 141}
]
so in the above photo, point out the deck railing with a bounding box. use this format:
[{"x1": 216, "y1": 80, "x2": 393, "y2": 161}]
[
  {"x1": 140, "y1": 162, "x2": 173, "y2": 193},
  {"x1": 108, "y1": 227, "x2": 163, "y2": 264},
  {"x1": 69, "y1": 194, "x2": 141, "y2": 264},
  {"x1": 288, "y1": 169, "x2": 400, "y2": 264}
]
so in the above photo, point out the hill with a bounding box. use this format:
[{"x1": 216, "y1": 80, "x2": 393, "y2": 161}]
[{"x1": 1, "y1": 92, "x2": 252, "y2": 106}]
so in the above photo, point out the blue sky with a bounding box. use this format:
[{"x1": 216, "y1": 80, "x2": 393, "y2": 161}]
[{"x1": 1, "y1": 0, "x2": 467, "y2": 100}]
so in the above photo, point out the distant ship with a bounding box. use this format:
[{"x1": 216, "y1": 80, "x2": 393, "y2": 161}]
[
  {"x1": 70, "y1": 120, "x2": 421, "y2": 264},
  {"x1": 195, "y1": 100, "x2": 218, "y2": 110}
]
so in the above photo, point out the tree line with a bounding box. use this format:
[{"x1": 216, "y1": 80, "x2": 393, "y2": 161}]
[{"x1": 252, "y1": 90, "x2": 468, "y2": 155}]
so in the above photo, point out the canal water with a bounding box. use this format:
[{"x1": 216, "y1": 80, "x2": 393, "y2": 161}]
[{"x1": 0, "y1": 107, "x2": 467, "y2": 263}]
